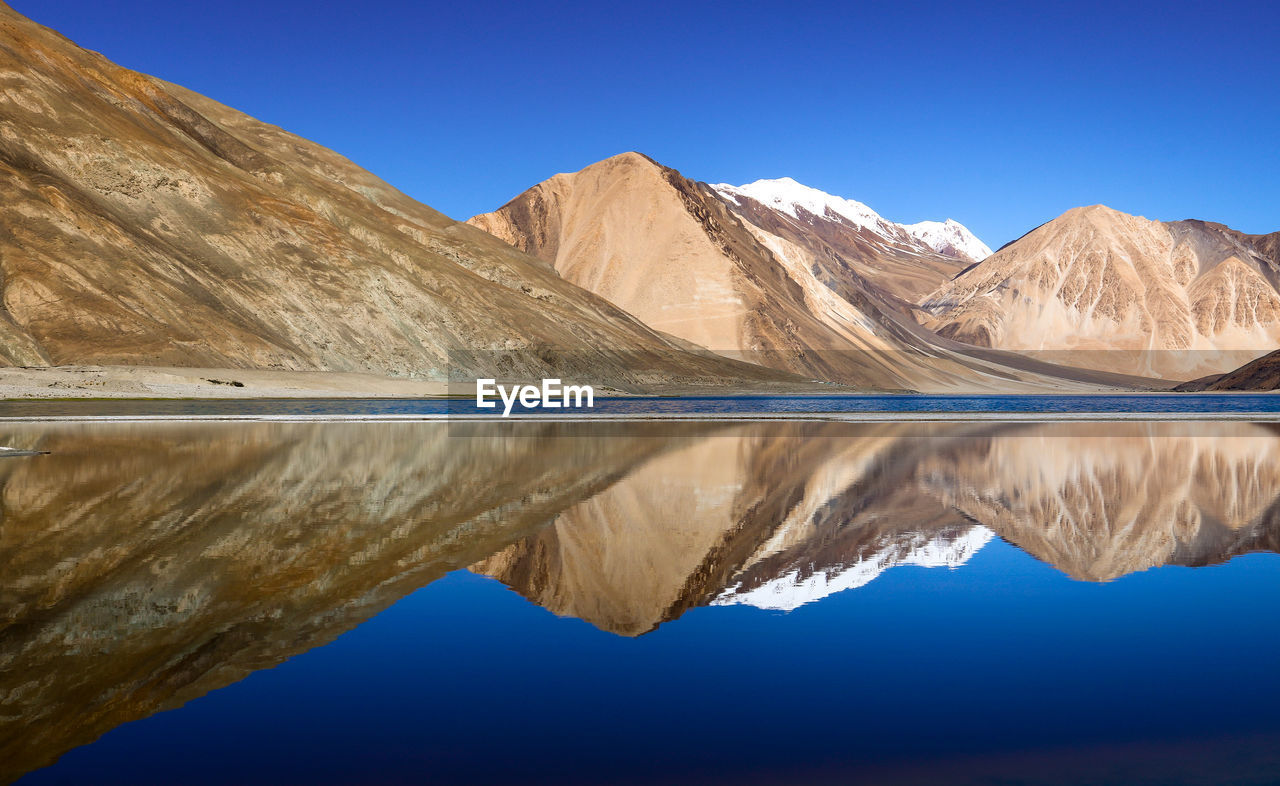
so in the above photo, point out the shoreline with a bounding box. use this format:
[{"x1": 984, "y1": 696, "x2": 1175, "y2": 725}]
[
  {"x1": 0, "y1": 366, "x2": 1273, "y2": 405},
  {"x1": 0, "y1": 412, "x2": 1277, "y2": 423},
  {"x1": 0, "y1": 366, "x2": 452, "y2": 400}
]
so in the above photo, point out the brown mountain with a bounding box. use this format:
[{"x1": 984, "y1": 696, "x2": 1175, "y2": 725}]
[
  {"x1": 0, "y1": 3, "x2": 790, "y2": 390},
  {"x1": 923, "y1": 206, "x2": 1280, "y2": 380},
  {"x1": 709, "y1": 176, "x2": 985, "y2": 302},
  {"x1": 469, "y1": 152, "x2": 932, "y2": 390},
  {"x1": 1174, "y1": 348, "x2": 1280, "y2": 391},
  {"x1": 470, "y1": 154, "x2": 1152, "y2": 392}
]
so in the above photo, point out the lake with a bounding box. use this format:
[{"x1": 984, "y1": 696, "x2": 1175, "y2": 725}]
[
  {"x1": 2, "y1": 393, "x2": 1280, "y2": 420},
  {"x1": 3, "y1": 416, "x2": 1280, "y2": 784}
]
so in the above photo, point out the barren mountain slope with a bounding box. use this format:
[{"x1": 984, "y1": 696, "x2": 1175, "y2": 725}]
[
  {"x1": 712, "y1": 177, "x2": 982, "y2": 302},
  {"x1": 1175, "y1": 348, "x2": 1280, "y2": 391},
  {"x1": 923, "y1": 205, "x2": 1280, "y2": 379},
  {"x1": 471, "y1": 153, "x2": 923, "y2": 389},
  {"x1": 0, "y1": 4, "x2": 784, "y2": 389},
  {"x1": 471, "y1": 154, "x2": 1146, "y2": 392}
]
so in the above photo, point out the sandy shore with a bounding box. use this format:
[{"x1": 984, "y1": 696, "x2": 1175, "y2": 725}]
[
  {"x1": 0, "y1": 365, "x2": 1212, "y2": 403},
  {"x1": 0, "y1": 366, "x2": 449, "y2": 399},
  {"x1": 0, "y1": 365, "x2": 860, "y2": 400}
]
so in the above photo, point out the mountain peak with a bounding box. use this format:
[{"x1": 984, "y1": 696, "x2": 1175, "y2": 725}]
[
  {"x1": 596, "y1": 151, "x2": 660, "y2": 169},
  {"x1": 923, "y1": 201, "x2": 1280, "y2": 380},
  {"x1": 902, "y1": 219, "x2": 993, "y2": 261},
  {"x1": 711, "y1": 178, "x2": 991, "y2": 262},
  {"x1": 712, "y1": 177, "x2": 890, "y2": 232},
  {"x1": 0, "y1": 6, "x2": 780, "y2": 388},
  {"x1": 1058, "y1": 204, "x2": 1148, "y2": 225}
]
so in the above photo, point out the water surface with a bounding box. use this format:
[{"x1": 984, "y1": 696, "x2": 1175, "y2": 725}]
[
  {"x1": 3, "y1": 393, "x2": 1280, "y2": 419},
  {"x1": 2, "y1": 419, "x2": 1279, "y2": 784}
]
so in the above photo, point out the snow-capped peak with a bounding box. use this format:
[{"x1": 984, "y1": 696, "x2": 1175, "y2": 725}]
[
  {"x1": 711, "y1": 178, "x2": 991, "y2": 262},
  {"x1": 711, "y1": 526, "x2": 994, "y2": 612},
  {"x1": 903, "y1": 219, "x2": 993, "y2": 261},
  {"x1": 713, "y1": 177, "x2": 897, "y2": 235}
]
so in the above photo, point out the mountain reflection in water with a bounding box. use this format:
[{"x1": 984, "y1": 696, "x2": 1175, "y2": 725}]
[{"x1": 2, "y1": 420, "x2": 1279, "y2": 783}]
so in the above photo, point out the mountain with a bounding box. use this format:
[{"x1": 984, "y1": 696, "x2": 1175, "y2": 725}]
[
  {"x1": 0, "y1": 3, "x2": 788, "y2": 390},
  {"x1": 1175, "y1": 348, "x2": 1280, "y2": 391},
  {"x1": 902, "y1": 219, "x2": 994, "y2": 264},
  {"x1": 923, "y1": 206, "x2": 1280, "y2": 379},
  {"x1": 5, "y1": 5, "x2": 1269, "y2": 393},
  {"x1": 470, "y1": 154, "x2": 1147, "y2": 392},
  {"x1": 712, "y1": 176, "x2": 991, "y2": 293}
]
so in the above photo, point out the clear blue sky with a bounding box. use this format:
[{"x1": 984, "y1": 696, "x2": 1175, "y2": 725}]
[{"x1": 11, "y1": 0, "x2": 1280, "y2": 248}]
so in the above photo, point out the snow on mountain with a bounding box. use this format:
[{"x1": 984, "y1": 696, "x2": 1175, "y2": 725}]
[
  {"x1": 904, "y1": 219, "x2": 993, "y2": 262},
  {"x1": 711, "y1": 526, "x2": 994, "y2": 612},
  {"x1": 712, "y1": 177, "x2": 991, "y2": 262},
  {"x1": 714, "y1": 177, "x2": 902, "y2": 236}
]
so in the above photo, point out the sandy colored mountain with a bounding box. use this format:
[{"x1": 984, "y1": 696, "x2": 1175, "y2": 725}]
[
  {"x1": 470, "y1": 153, "x2": 924, "y2": 389},
  {"x1": 470, "y1": 154, "x2": 1153, "y2": 392},
  {"x1": 923, "y1": 206, "x2": 1280, "y2": 379},
  {"x1": 0, "y1": 4, "x2": 793, "y2": 391},
  {"x1": 1175, "y1": 348, "x2": 1280, "y2": 391},
  {"x1": 710, "y1": 176, "x2": 981, "y2": 302}
]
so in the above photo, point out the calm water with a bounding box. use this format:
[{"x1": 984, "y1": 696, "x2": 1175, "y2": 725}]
[
  {"x1": 2, "y1": 393, "x2": 1280, "y2": 418},
  {"x1": 3, "y1": 418, "x2": 1280, "y2": 784}
]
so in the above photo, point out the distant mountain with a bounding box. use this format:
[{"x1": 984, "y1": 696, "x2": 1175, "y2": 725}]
[
  {"x1": 1175, "y1": 348, "x2": 1280, "y2": 391},
  {"x1": 0, "y1": 3, "x2": 780, "y2": 390},
  {"x1": 923, "y1": 205, "x2": 1280, "y2": 379},
  {"x1": 902, "y1": 219, "x2": 994, "y2": 264},
  {"x1": 713, "y1": 176, "x2": 991, "y2": 269},
  {"x1": 708, "y1": 175, "x2": 983, "y2": 308},
  {"x1": 470, "y1": 154, "x2": 1143, "y2": 392}
]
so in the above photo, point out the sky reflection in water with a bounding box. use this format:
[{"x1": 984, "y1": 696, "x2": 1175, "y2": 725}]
[{"x1": 4, "y1": 419, "x2": 1280, "y2": 785}]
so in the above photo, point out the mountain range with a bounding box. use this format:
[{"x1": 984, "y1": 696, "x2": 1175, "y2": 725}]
[
  {"x1": 470, "y1": 154, "x2": 1156, "y2": 390},
  {"x1": 472, "y1": 155, "x2": 1280, "y2": 389},
  {"x1": 0, "y1": 1, "x2": 1278, "y2": 391},
  {"x1": 923, "y1": 207, "x2": 1280, "y2": 379},
  {"x1": 0, "y1": 2, "x2": 791, "y2": 394}
]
